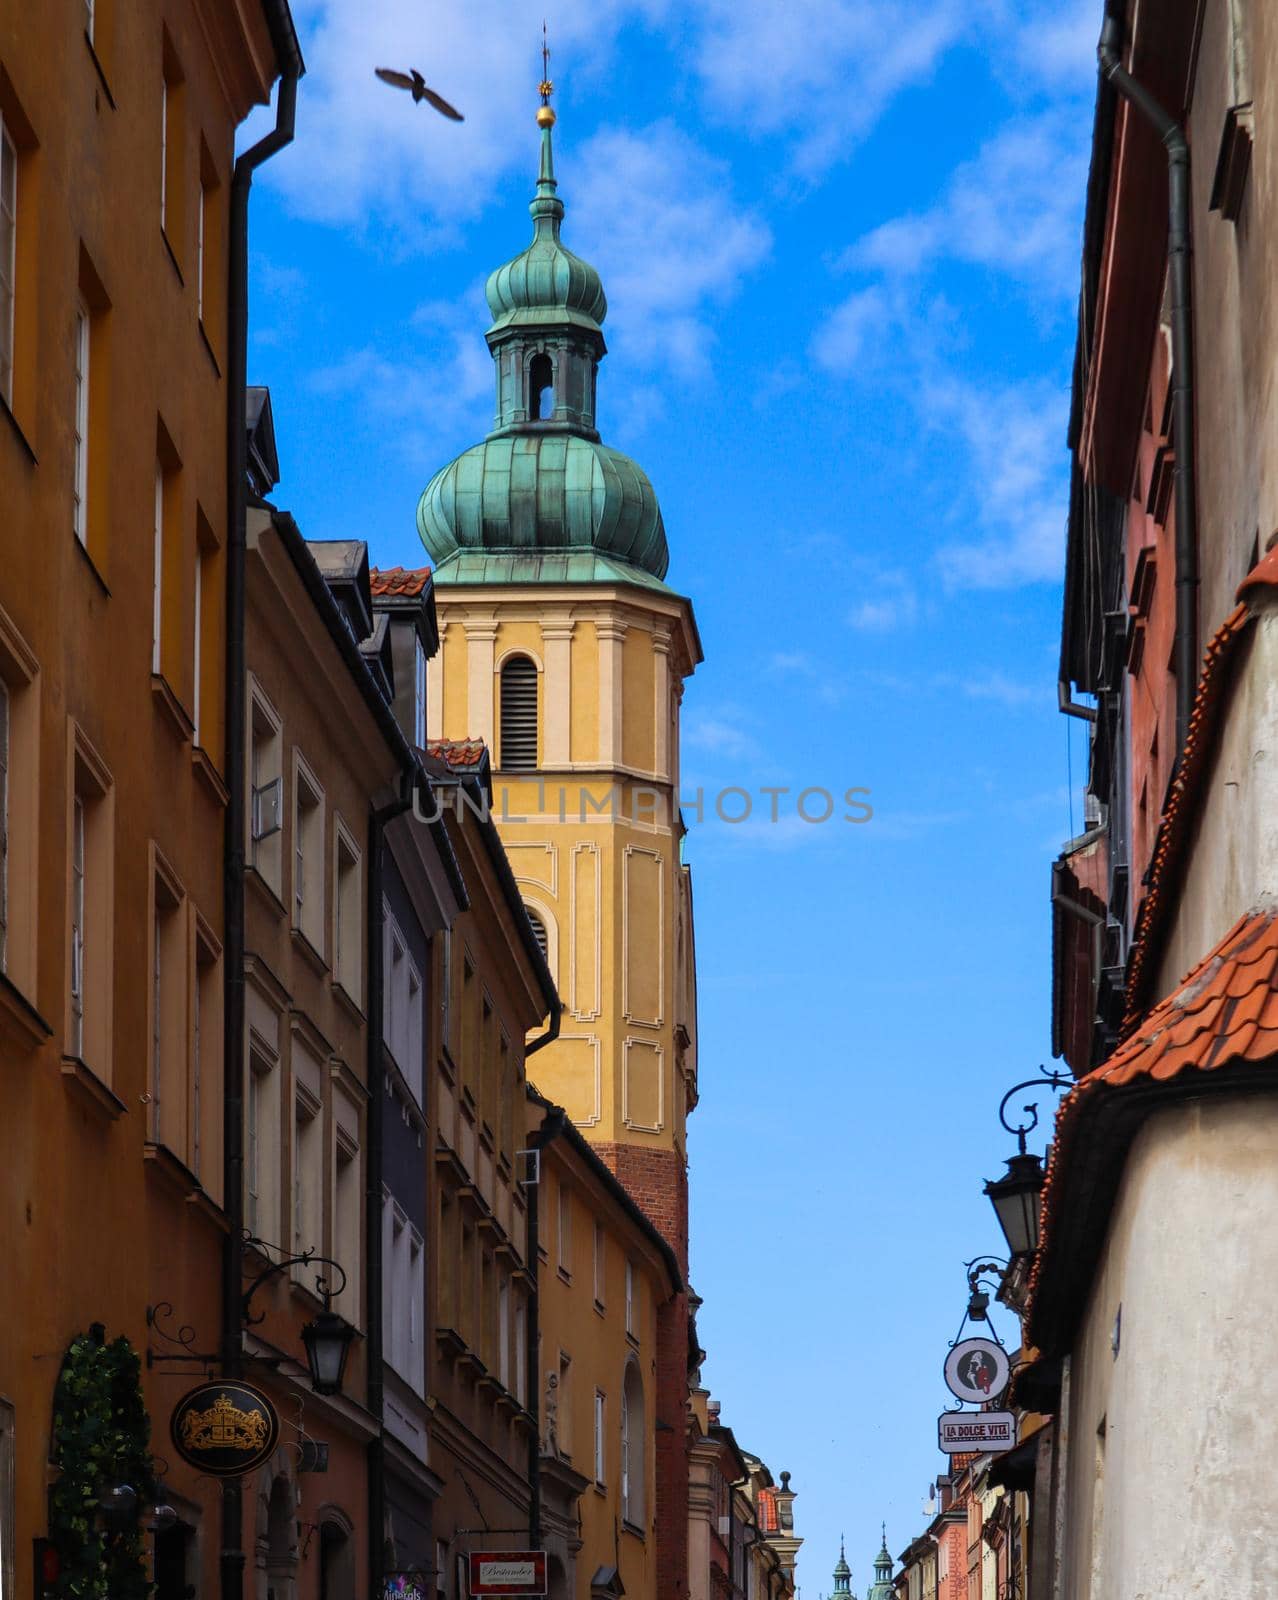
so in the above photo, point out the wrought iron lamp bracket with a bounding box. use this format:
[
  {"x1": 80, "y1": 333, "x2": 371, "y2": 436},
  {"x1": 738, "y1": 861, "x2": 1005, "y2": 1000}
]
[
  {"x1": 998, "y1": 1070, "x2": 1073, "y2": 1154},
  {"x1": 240, "y1": 1234, "x2": 348, "y2": 1326}
]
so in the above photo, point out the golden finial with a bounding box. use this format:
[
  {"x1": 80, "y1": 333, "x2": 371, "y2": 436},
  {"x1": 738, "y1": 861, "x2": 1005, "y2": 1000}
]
[{"x1": 537, "y1": 22, "x2": 556, "y2": 126}]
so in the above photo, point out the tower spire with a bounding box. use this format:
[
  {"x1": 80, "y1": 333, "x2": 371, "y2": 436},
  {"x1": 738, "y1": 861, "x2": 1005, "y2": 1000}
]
[{"x1": 532, "y1": 25, "x2": 561, "y2": 236}]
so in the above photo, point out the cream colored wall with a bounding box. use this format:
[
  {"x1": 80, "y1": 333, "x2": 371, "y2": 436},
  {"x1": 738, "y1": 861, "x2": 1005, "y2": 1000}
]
[
  {"x1": 536, "y1": 1142, "x2": 664, "y2": 1600},
  {"x1": 1062, "y1": 1097, "x2": 1278, "y2": 1599},
  {"x1": 431, "y1": 586, "x2": 697, "y2": 1154},
  {"x1": 1155, "y1": 605, "x2": 1278, "y2": 996}
]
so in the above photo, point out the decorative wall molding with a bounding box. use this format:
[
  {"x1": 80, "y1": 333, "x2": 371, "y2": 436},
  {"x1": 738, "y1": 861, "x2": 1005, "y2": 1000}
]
[{"x1": 622, "y1": 844, "x2": 664, "y2": 1028}]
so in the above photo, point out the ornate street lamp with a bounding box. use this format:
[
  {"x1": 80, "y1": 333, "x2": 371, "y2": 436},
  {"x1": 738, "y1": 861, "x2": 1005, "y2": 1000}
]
[
  {"x1": 300, "y1": 1305, "x2": 357, "y2": 1396},
  {"x1": 983, "y1": 1072, "x2": 1072, "y2": 1258},
  {"x1": 242, "y1": 1238, "x2": 356, "y2": 1399}
]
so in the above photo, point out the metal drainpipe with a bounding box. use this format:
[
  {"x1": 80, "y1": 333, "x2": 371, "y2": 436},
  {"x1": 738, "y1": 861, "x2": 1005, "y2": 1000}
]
[
  {"x1": 222, "y1": 49, "x2": 299, "y2": 1600},
  {"x1": 366, "y1": 777, "x2": 418, "y2": 1600},
  {"x1": 1098, "y1": 13, "x2": 1200, "y2": 755}
]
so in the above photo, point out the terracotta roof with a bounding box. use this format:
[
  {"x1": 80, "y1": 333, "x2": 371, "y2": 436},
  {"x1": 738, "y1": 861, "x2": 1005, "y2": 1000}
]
[
  {"x1": 1029, "y1": 906, "x2": 1278, "y2": 1345},
  {"x1": 756, "y1": 1488, "x2": 779, "y2": 1534},
  {"x1": 424, "y1": 738, "x2": 487, "y2": 769},
  {"x1": 369, "y1": 565, "x2": 431, "y2": 598},
  {"x1": 1122, "y1": 547, "x2": 1278, "y2": 1025}
]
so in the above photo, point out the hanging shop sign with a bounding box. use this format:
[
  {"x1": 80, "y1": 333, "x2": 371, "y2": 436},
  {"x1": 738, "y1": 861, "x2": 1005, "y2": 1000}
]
[
  {"x1": 938, "y1": 1410, "x2": 1016, "y2": 1454},
  {"x1": 943, "y1": 1337, "x2": 1010, "y2": 1404},
  {"x1": 170, "y1": 1379, "x2": 280, "y2": 1477},
  {"x1": 384, "y1": 1576, "x2": 429, "y2": 1600},
  {"x1": 468, "y1": 1552, "x2": 548, "y2": 1596}
]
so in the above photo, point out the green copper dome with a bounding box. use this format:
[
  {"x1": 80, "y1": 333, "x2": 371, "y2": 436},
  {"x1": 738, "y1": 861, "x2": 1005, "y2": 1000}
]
[
  {"x1": 416, "y1": 101, "x2": 670, "y2": 586},
  {"x1": 485, "y1": 122, "x2": 607, "y2": 335},
  {"x1": 418, "y1": 432, "x2": 668, "y2": 578}
]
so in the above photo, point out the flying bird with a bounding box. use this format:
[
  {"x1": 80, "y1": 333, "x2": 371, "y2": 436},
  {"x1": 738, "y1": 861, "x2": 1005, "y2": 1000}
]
[{"x1": 374, "y1": 67, "x2": 464, "y2": 121}]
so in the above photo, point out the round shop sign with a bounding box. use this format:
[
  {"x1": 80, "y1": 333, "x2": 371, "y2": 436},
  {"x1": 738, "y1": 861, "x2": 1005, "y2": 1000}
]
[
  {"x1": 943, "y1": 1338, "x2": 1010, "y2": 1405},
  {"x1": 171, "y1": 1379, "x2": 280, "y2": 1477}
]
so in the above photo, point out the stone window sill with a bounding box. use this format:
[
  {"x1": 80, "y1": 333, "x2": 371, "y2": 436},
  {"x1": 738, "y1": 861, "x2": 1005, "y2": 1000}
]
[
  {"x1": 61, "y1": 1055, "x2": 126, "y2": 1122},
  {"x1": 193, "y1": 745, "x2": 230, "y2": 807},
  {"x1": 0, "y1": 971, "x2": 52, "y2": 1054},
  {"x1": 151, "y1": 673, "x2": 195, "y2": 745}
]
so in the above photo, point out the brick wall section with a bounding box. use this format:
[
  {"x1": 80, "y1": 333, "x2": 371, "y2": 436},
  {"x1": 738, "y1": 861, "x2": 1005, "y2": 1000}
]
[{"x1": 594, "y1": 1143, "x2": 690, "y2": 1598}]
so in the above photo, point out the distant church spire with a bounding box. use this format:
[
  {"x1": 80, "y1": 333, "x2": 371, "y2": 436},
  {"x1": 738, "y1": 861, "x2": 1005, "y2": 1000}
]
[
  {"x1": 832, "y1": 1538, "x2": 854, "y2": 1600},
  {"x1": 866, "y1": 1525, "x2": 894, "y2": 1600}
]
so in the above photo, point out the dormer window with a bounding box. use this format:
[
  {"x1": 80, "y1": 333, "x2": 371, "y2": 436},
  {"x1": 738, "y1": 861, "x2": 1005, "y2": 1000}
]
[{"x1": 530, "y1": 352, "x2": 554, "y2": 421}]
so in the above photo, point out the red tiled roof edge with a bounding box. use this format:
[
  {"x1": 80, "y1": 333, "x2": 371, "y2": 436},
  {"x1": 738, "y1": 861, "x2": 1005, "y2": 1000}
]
[
  {"x1": 423, "y1": 737, "x2": 487, "y2": 769},
  {"x1": 1027, "y1": 905, "x2": 1278, "y2": 1349},
  {"x1": 1121, "y1": 582, "x2": 1278, "y2": 1032},
  {"x1": 370, "y1": 564, "x2": 432, "y2": 598}
]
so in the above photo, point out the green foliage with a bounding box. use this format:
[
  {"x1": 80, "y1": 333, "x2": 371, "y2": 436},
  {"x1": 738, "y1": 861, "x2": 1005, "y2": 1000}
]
[{"x1": 49, "y1": 1332, "x2": 158, "y2": 1600}]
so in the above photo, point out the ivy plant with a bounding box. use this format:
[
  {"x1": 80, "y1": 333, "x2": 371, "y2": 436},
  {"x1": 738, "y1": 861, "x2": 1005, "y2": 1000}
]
[{"x1": 48, "y1": 1331, "x2": 158, "y2": 1600}]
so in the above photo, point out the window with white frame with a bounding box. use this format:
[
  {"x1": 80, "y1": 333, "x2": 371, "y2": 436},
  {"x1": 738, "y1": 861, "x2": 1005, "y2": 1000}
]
[
  {"x1": 245, "y1": 1034, "x2": 279, "y2": 1240},
  {"x1": 72, "y1": 302, "x2": 89, "y2": 544},
  {"x1": 0, "y1": 118, "x2": 16, "y2": 407},
  {"x1": 292, "y1": 1046, "x2": 323, "y2": 1267},
  {"x1": 152, "y1": 462, "x2": 164, "y2": 672},
  {"x1": 192, "y1": 923, "x2": 220, "y2": 1191},
  {"x1": 514, "y1": 1292, "x2": 527, "y2": 1406},
  {"x1": 593, "y1": 1221, "x2": 604, "y2": 1308},
  {"x1": 383, "y1": 906, "x2": 423, "y2": 1103},
  {"x1": 249, "y1": 685, "x2": 283, "y2": 891},
  {"x1": 332, "y1": 1088, "x2": 362, "y2": 1325},
  {"x1": 593, "y1": 1390, "x2": 606, "y2": 1486},
  {"x1": 149, "y1": 853, "x2": 185, "y2": 1150},
  {"x1": 414, "y1": 634, "x2": 427, "y2": 747},
  {"x1": 292, "y1": 756, "x2": 325, "y2": 955},
  {"x1": 382, "y1": 1194, "x2": 425, "y2": 1394},
  {"x1": 556, "y1": 1180, "x2": 571, "y2": 1279},
  {"x1": 333, "y1": 822, "x2": 362, "y2": 1001},
  {"x1": 625, "y1": 1260, "x2": 634, "y2": 1337},
  {"x1": 498, "y1": 1277, "x2": 510, "y2": 1389},
  {"x1": 621, "y1": 1361, "x2": 645, "y2": 1525},
  {"x1": 193, "y1": 510, "x2": 216, "y2": 748},
  {"x1": 69, "y1": 733, "x2": 113, "y2": 1075}
]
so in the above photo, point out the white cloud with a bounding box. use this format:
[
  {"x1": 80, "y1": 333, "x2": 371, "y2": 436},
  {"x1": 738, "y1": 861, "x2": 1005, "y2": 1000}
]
[
  {"x1": 848, "y1": 113, "x2": 1088, "y2": 298},
  {"x1": 570, "y1": 122, "x2": 770, "y2": 378},
  {"x1": 847, "y1": 569, "x2": 918, "y2": 632},
  {"x1": 924, "y1": 375, "x2": 1068, "y2": 588},
  {"x1": 683, "y1": 712, "x2": 760, "y2": 759},
  {"x1": 690, "y1": 0, "x2": 967, "y2": 176},
  {"x1": 308, "y1": 293, "x2": 493, "y2": 464},
  {"x1": 811, "y1": 286, "x2": 890, "y2": 373},
  {"x1": 258, "y1": 0, "x2": 668, "y2": 229}
]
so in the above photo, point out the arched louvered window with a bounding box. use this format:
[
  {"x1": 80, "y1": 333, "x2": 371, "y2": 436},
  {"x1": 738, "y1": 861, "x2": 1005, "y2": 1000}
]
[
  {"x1": 529, "y1": 353, "x2": 554, "y2": 421},
  {"x1": 500, "y1": 656, "x2": 538, "y2": 771},
  {"x1": 526, "y1": 907, "x2": 549, "y2": 961}
]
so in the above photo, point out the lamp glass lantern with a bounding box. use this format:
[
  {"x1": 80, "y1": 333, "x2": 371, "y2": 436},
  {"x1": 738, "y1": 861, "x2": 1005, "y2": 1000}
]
[
  {"x1": 301, "y1": 1306, "x2": 356, "y2": 1396},
  {"x1": 984, "y1": 1151, "x2": 1046, "y2": 1259}
]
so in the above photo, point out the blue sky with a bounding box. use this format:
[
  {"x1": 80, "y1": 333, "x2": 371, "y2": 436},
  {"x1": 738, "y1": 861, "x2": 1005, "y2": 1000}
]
[{"x1": 243, "y1": 1, "x2": 1098, "y2": 1588}]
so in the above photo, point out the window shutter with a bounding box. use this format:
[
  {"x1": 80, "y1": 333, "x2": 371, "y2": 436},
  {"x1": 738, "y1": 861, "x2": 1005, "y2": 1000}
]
[
  {"x1": 526, "y1": 907, "x2": 548, "y2": 960},
  {"x1": 500, "y1": 657, "x2": 538, "y2": 771}
]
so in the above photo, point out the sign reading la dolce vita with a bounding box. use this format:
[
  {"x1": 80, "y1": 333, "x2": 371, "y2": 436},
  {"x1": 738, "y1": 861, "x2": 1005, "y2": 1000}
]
[
  {"x1": 170, "y1": 1380, "x2": 280, "y2": 1477},
  {"x1": 468, "y1": 1553, "x2": 548, "y2": 1596},
  {"x1": 937, "y1": 1410, "x2": 1016, "y2": 1454}
]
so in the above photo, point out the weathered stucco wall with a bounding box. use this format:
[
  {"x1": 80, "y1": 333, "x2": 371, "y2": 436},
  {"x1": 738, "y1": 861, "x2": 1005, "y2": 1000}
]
[
  {"x1": 1064, "y1": 1096, "x2": 1278, "y2": 1599},
  {"x1": 1156, "y1": 606, "x2": 1278, "y2": 996}
]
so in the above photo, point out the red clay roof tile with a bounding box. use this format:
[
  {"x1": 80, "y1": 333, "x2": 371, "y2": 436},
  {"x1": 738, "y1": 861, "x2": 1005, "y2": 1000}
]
[
  {"x1": 424, "y1": 737, "x2": 487, "y2": 769},
  {"x1": 370, "y1": 565, "x2": 432, "y2": 598},
  {"x1": 1029, "y1": 907, "x2": 1278, "y2": 1331}
]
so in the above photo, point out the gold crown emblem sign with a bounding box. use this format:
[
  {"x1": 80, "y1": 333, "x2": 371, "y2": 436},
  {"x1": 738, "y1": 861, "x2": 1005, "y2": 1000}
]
[{"x1": 180, "y1": 1392, "x2": 270, "y2": 1454}]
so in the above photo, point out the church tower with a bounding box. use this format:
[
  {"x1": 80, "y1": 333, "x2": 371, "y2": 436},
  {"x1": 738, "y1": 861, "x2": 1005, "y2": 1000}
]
[
  {"x1": 832, "y1": 1539, "x2": 857, "y2": 1600},
  {"x1": 866, "y1": 1528, "x2": 894, "y2": 1600},
  {"x1": 417, "y1": 74, "x2": 701, "y2": 1599},
  {"x1": 416, "y1": 80, "x2": 701, "y2": 1254}
]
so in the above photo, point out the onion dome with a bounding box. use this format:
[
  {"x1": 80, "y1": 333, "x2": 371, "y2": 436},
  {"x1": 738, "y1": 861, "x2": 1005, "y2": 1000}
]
[
  {"x1": 484, "y1": 114, "x2": 607, "y2": 336},
  {"x1": 416, "y1": 83, "x2": 670, "y2": 586}
]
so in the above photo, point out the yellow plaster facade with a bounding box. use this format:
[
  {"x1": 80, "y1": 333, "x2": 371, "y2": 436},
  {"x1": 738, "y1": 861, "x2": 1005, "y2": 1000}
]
[{"x1": 429, "y1": 584, "x2": 700, "y2": 1162}]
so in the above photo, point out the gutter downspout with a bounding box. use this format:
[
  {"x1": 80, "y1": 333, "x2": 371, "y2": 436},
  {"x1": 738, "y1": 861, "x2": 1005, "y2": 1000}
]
[
  {"x1": 367, "y1": 772, "x2": 419, "y2": 1600},
  {"x1": 222, "y1": 20, "x2": 300, "y2": 1600},
  {"x1": 1098, "y1": 13, "x2": 1200, "y2": 755}
]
